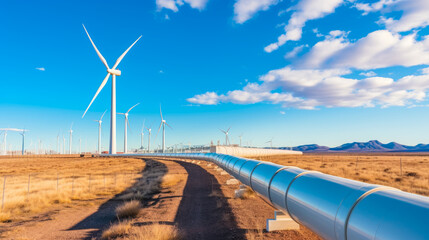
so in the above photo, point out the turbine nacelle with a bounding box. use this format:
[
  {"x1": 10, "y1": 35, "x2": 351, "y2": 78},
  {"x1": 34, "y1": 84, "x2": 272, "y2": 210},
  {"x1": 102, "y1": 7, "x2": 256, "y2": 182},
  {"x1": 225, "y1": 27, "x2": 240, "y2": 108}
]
[{"x1": 107, "y1": 68, "x2": 121, "y2": 76}]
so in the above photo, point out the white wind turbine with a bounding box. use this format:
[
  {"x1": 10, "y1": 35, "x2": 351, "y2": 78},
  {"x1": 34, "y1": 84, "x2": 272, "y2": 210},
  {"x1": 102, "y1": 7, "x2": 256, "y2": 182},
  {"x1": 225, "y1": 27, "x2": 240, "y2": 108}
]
[
  {"x1": 69, "y1": 123, "x2": 73, "y2": 154},
  {"x1": 219, "y1": 127, "x2": 231, "y2": 146},
  {"x1": 147, "y1": 126, "x2": 152, "y2": 152},
  {"x1": 140, "y1": 119, "x2": 145, "y2": 150},
  {"x1": 0, "y1": 128, "x2": 25, "y2": 155},
  {"x1": 118, "y1": 103, "x2": 139, "y2": 153},
  {"x1": 81, "y1": 24, "x2": 142, "y2": 154},
  {"x1": 266, "y1": 138, "x2": 273, "y2": 148},
  {"x1": 239, "y1": 133, "x2": 243, "y2": 147},
  {"x1": 156, "y1": 105, "x2": 172, "y2": 153},
  {"x1": 94, "y1": 110, "x2": 107, "y2": 154},
  {"x1": 19, "y1": 129, "x2": 29, "y2": 155}
]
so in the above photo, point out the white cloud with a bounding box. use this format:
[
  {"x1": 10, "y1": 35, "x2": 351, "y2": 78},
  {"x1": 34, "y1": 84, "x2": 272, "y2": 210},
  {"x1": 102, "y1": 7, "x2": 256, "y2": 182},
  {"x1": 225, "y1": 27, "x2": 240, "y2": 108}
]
[
  {"x1": 356, "y1": 0, "x2": 429, "y2": 32},
  {"x1": 233, "y1": 0, "x2": 279, "y2": 24},
  {"x1": 299, "y1": 30, "x2": 429, "y2": 70},
  {"x1": 421, "y1": 67, "x2": 429, "y2": 74},
  {"x1": 156, "y1": 0, "x2": 179, "y2": 12},
  {"x1": 165, "y1": 14, "x2": 170, "y2": 20},
  {"x1": 284, "y1": 45, "x2": 305, "y2": 59},
  {"x1": 156, "y1": 0, "x2": 208, "y2": 12},
  {"x1": 35, "y1": 67, "x2": 45, "y2": 71},
  {"x1": 188, "y1": 66, "x2": 429, "y2": 109},
  {"x1": 360, "y1": 71, "x2": 377, "y2": 77},
  {"x1": 355, "y1": 0, "x2": 397, "y2": 15},
  {"x1": 265, "y1": 0, "x2": 345, "y2": 53},
  {"x1": 280, "y1": 111, "x2": 286, "y2": 114}
]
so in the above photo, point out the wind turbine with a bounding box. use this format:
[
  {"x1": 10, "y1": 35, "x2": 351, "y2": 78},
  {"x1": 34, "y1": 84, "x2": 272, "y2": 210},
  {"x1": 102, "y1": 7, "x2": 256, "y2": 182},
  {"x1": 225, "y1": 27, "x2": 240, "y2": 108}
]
[
  {"x1": 81, "y1": 24, "x2": 142, "y2": 154},
  {"x1": 156, "y1": 105, "x2": 172, "y2": 153},
  {"x1": 147, "y1": 126, "x2": 152, "y2": 152},
  {"x1": 19, "y1": 129, "x2": 29, "y2": 155},
  {"x1": 69, "y1": 123, "x2": 73, "y2": 154},
  {"x1": 0, "y1": 128, "x2": 25, "y2": 155},
  {"x1": 118, "y1": 103, "x2": 139, "y2": 154},
  {"x1": 140, "y1": 119, "x2": 145, "y2": 150},
  {"x1": 94, "y1": 110, "x2": 107, "y2": 154},
  {"x1": 266, "y1": 138, "x2": 273, "y2": 148},
  {"x1": 219, "y1": 127, "x2": 231, "y2": 146},
  {"x1": 239, "y1": 133, "x2": 243, "y2": 147}
]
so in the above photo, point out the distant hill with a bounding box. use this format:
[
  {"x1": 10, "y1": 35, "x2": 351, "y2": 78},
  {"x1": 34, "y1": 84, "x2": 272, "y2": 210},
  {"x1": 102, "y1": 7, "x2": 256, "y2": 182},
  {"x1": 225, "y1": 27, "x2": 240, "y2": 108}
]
[{"x1": 291, "y1": 140, "x2": 429, "y2": 152}]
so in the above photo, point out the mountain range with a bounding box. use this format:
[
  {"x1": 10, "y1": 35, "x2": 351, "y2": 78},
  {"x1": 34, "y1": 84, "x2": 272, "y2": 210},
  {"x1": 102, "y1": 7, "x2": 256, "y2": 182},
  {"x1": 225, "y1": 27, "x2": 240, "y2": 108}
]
[{"x1": 288, "y1": 140, "x2": 429, "y2": 152}]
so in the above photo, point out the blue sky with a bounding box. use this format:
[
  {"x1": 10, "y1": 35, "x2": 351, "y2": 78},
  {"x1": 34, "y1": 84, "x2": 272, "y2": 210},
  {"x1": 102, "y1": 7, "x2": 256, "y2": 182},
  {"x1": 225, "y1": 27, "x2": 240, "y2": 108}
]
[{"x1": 2, "y1": 0, "x2": 429, "y2": 152}]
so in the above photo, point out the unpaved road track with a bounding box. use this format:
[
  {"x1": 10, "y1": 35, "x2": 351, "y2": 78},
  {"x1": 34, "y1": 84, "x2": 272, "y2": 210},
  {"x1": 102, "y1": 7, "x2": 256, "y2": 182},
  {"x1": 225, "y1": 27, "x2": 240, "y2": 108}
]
[{"x1": 174, "y1": 160, "x2": 244, "y2": 239}]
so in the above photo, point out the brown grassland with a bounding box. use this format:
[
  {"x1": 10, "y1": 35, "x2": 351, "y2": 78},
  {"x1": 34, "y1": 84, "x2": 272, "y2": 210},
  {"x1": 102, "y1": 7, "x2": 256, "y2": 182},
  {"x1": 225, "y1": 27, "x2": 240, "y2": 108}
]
[
  {"x1": 0, "y1": 155, "x2": 145, "y2": 223},
  {"x1": 253, "y1": 153, "x2": 429, "y2": 196}
]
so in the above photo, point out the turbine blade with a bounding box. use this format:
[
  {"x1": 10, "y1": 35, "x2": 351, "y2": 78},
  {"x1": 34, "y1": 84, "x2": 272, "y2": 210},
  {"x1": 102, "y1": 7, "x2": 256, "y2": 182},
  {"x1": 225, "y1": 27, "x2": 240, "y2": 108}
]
[
  {"x1": 82, "y1": 73, "x2": 111, "y2": 118},
  {"x1": 112, "y1": 35, "x2": 142, "y2": 70},
  {"x1": 227, "y1": 127, "x2": 231, "y2": 133},
  {"x1": 160, "y1": 105, "x2": 163, "y2": 120},
  {"x1": 165, "y1": 122, "x2": 173, "y2": 130},
  {"x1": 154, "y1": 122, "x2": 162, "y2": 143},
  {"x1": 117, "y1": 113, "x2": 125, "y2": 115},
  {"x1": 127, "y1": 103, "x2": 140, "y2": 113},
  {"x1": 219, "y1": 128, "x2": 226, "y2": 134},
  {"x1": 82, "y1": 24, "x2": 109, "y2": 69},
  {"x1": 100, "y1": 110, "x2": 107, "y2": 121}
]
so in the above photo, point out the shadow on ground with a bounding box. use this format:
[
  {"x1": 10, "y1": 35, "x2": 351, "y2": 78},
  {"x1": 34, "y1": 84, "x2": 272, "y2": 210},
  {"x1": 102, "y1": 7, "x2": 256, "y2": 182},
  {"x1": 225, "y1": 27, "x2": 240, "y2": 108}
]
[
  {"x1": 173, "y1": 160, "x2": 245, "y2": 240},
  {"x1": 67, "y1": 158, "x2": 167, "y2": 240}
]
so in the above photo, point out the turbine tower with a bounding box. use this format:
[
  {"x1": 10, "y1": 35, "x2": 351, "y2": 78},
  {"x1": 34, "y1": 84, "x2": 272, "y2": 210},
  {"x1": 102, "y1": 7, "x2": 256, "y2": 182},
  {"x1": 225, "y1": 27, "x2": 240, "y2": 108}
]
[
  {"x1": 118, "y1": 103, "x2": 139, "y2": 154},
  {"x1": 81, "y1": 24, "x2": 142, "y2": 154},
  {"x1": 140, "y1": 120, "x2": 145, "y2": 150},
  {"x1": 266, "y1": 138, "x2": 273, "y2": 148},
  {"x1": 219, "y1": 127, "x2": 231, "y2": 146},
  {"x1": 239, "y1": 134, "x2": 243, "y2": 147},
  {"x1": 0, "y1": 128, "x2": 25, "y2": 155},
  {"x1": 19, "y1": 129, "x2": 29, "y2": 155},
  {"x1": 69, "y1": 123, "x2": 73, "y2": 154},
  {"x1": 147, "y1": 127, "x2": 152, "y2": 152},
  {"x1": 94, "y1": 110, "x2": 107, "y2": 154},
  {"x1": 156, "y1": 106, "x2": 172, "y2": 153}
]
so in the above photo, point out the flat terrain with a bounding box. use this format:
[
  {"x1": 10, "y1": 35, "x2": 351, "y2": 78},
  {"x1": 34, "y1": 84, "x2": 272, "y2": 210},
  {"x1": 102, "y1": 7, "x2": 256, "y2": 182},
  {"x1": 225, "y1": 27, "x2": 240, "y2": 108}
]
[
  {"x1": 0, "y1": 153, "x2": 427, "y2": 239},
  {"x1": 254, "y1": 153, "x2": 429, "y2": 196}
]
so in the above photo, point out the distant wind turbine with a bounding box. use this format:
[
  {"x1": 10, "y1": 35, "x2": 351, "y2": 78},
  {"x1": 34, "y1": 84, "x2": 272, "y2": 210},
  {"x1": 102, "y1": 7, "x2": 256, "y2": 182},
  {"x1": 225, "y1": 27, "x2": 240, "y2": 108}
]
[
  {"x1": 266, "y1": 138, "x2": 273, "y2": 148},
  {"x1": 147, "y1": 126, "x2": 152, "y2": 152},
  {"x1": 118, "y1": 103, "x2": 139, "y2": 153},
  {"x1": 19, "y1": 129, "x2": 29, "y2": 155},
  {"x1": 239, "y1": 134, "x2": 243, "y2": 147},
  {"x1": 0, "y1": 128, "x2": 26, "y2": 155},
  {"x1": 81, "y1": 24, "x2": 142, "y2": 154},
  {"x1": 219, "y1": 127, "x2": 231, "y2": 146},
  {"x1": 156, "y1": 105, "x2": 172, "y2": 153},
  {"x1": 94, "y1": 110, "x2": 107, "y2": 154},
  {"x1": 69, "y1": 123, "x2": 73, "y2": 154},
  {"x1": 140, "y1": 119, "x2": 145, "y2": 150}
]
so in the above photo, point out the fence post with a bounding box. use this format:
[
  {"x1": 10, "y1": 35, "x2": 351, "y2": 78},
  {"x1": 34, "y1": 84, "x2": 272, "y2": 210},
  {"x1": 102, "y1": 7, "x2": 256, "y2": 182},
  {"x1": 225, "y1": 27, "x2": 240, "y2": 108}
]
[
  {"x1": 71, "y1": 176, "x2": 75, "y2": 197},
  {"x1": 57, "y1": 172, "x2": 59, "y2": 192},
  {"x1": 1, "y1": 176, "x2": 6, "y2": 212},
  {"x1": 114, "y1": 173, "x2": 117, "y2": 188},
  {"x1": 400, "y1": 158, "x2": 403, "y2": 176},
  {"x1": 355, "y1": 156, "x2": 358, "y2": 172},
  {"x1": 27, "y1": 174, "x2": 31, "y2": 199}
]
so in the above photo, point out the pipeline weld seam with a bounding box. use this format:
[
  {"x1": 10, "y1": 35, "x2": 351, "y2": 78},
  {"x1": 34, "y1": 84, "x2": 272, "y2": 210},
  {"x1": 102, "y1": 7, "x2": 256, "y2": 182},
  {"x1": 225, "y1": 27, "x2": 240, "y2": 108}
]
[
  {"x1": 343, "y1": 187, "x2": 398, "y2": 240},
  {"x1": 267, "y1": 166, "x2": 291, "y2": 204},
  {"x1": 284, "y1": 170, "x2": 319, "y2": 223},
  {"x1": 249, "y1": 162, "x2": 263, "y2": 190}
]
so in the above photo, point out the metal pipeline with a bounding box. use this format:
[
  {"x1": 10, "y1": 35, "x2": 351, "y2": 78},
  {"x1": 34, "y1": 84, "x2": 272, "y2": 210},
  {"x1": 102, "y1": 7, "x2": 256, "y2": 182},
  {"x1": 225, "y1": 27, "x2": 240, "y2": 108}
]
[{"x1": 106, "y1": 153, "x2": 429, "y2": 240}]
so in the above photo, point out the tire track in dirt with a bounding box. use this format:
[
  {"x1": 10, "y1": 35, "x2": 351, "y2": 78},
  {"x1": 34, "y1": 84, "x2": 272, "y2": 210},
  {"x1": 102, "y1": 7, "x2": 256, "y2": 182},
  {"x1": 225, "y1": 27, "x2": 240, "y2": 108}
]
[{"x1": 174, "y1": 161, "x2": 244, "y2": 240}]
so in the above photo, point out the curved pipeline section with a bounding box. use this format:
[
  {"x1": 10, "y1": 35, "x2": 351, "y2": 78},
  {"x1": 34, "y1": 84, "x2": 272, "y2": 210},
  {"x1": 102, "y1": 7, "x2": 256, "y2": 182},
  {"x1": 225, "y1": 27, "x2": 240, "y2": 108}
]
[{"x1": 106, "y1": 153, "x2": 429, "y2": 240}]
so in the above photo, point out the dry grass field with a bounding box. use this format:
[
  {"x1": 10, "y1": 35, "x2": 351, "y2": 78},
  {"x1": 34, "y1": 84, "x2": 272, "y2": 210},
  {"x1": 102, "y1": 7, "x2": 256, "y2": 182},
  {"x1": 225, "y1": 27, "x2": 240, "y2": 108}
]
[
  {"x1": 254, "y1": 153, "x2": 429, "y2": 196},
  {"x1": 0, "y1": 155, "x2": 145, "y2": 222}
]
